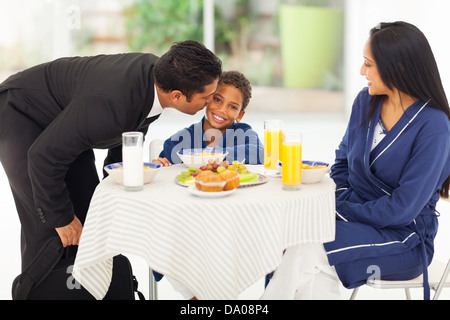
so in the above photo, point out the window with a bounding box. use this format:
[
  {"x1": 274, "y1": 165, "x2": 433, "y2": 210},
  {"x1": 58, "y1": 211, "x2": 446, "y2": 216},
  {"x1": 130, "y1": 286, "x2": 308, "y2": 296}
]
[{"x1": 0, "y1": 0, "x2": 345, "y2": 113}]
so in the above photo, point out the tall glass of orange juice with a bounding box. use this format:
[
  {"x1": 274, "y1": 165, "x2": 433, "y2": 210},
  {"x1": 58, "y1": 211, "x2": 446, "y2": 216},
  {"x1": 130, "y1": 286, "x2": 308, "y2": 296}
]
[
  {"x1": 264, "y1": 120, "x2": 283, "y2": 174},
  {"x1": 281, "y1": 132, "x2": 302, "y2": 190}
]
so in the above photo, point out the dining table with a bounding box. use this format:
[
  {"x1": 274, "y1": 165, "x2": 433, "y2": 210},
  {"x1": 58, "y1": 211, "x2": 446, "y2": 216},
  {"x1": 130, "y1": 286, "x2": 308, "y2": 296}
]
[{"x1": 72, "y1": 164, "x2": 336, "y2": 300}]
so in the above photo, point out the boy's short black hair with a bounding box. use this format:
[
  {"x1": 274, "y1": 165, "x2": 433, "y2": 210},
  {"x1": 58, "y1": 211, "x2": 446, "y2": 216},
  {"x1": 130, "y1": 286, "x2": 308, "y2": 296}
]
[
  {"x1": 219, "y1": 71, "x2": 252, "y2": 111},
  {"x1": 154, "y1": 40, "x2": 222, "y2": 101}
]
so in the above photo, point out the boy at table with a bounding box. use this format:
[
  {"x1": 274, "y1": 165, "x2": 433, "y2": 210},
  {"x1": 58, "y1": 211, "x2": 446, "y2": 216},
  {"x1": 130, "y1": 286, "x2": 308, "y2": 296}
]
[
  {"x1": 151, "y1": 71, "x2": 263, "y2": 298},
  {"x1": 153, "y1": 70, "x2": 264, "y2": 166}
]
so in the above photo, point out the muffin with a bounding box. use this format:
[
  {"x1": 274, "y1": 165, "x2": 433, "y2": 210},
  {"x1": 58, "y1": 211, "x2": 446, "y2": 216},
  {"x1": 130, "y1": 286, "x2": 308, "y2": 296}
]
[
  {"x1": 219, "y1": 170, "x2": 240, "y2": 191},
  {"x1": 195, "y1": 170, "x2": 225, "y2": 192}
]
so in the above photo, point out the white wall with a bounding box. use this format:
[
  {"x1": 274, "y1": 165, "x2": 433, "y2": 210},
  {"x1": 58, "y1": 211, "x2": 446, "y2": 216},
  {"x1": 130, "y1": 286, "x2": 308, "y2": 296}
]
[{"x1": 344, "y1": 0, "x2": 450, "y2": 115}]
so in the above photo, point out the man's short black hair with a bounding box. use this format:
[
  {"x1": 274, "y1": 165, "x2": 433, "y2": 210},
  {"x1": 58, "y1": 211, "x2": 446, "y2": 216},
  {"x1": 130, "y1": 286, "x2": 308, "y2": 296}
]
[{"x1": 154, "y1": 40, "x2": 222, "y2": 101}]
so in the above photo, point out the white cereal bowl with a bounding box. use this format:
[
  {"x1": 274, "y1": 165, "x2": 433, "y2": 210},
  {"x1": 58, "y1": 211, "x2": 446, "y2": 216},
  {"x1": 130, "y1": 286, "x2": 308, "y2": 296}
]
[
  {"x1": 301, "y1": 161, "x2": 330, "y2": 184},
  {"x1": 104, "y1": 162, "x2": 161, "y2": 185},
  {"x1": 176, "y1": 148, "x2": 228, "y2": 169}
]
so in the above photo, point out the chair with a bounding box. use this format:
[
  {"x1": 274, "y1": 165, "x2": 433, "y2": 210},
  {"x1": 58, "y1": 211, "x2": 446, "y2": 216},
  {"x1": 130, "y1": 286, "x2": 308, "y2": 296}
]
[
  {"x1": 351, "y1": 198, "x2": 450, "y2": 300},
  {"x1": 149, "y1": 139, "x2": 164, "y2": 161},
  {"x1": 147, "y1": 139, "x2": 164, "y2": 300},
  {"x1": 148, "y1": 269, "x2": 158, "y2": 300},
  {"x1": 350, "y1": 258, "x2": 450, "y2": 300}
]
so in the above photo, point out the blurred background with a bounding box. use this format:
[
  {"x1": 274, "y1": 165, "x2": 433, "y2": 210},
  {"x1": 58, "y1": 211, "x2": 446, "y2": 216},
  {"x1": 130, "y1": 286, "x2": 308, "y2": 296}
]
[
  {"x1": 1, "y1": 0, "x2": 449, "y2": 300},
  {"x1": 1, "y1": 0, "x2": 450, "y2": 114}
]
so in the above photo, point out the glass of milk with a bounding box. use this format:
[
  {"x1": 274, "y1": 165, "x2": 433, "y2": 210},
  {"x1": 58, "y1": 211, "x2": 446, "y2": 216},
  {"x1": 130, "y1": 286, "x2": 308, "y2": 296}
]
[{"x1": 122, "y1": 132, "x2": 144, "y2": 191}]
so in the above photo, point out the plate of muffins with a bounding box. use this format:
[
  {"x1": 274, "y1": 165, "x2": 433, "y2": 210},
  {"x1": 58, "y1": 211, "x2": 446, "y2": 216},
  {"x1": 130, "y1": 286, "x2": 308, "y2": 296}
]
[
  {"x1": 187, "y1": 185, "x2": 237, "y2": 198},
  {"x1": 189, "y1": 169, "x2": 240, "y2": 198}
]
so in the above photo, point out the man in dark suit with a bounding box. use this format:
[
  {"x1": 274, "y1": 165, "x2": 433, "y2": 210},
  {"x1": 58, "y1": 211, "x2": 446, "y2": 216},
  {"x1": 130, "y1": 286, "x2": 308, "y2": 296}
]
[{"x1": 0, "y1": 40, "x2": 222, "y2": 270}]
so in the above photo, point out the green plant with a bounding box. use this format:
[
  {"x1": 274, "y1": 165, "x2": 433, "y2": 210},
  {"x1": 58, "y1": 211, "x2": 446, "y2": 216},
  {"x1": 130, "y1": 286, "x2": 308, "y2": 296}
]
[
  {"x1": 214, "y1": 0, "x2": 253, "y2": 60},
  {"x1": 124, "y1": 0, "x2": 251, "y2": 56},
  {"x1": 123, "y1": 0, "x2": 276, "y2": 86},
  {"x1": 124, "y1": 0, "x2": 204, "y2": 53},
  {"x1": 283, "y1": 0, "x2": 329, "y2": 6}
]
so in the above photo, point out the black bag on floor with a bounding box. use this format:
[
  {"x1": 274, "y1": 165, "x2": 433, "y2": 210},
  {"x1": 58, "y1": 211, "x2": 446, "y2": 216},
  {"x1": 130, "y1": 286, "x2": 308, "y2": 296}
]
[{"x1": 12, "y1": 237, "x2": 145, "y2": 300}]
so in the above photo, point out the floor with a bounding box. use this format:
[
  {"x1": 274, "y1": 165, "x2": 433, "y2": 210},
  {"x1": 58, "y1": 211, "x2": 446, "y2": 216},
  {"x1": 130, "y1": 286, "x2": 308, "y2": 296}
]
[{"x1": 1, "y1": 111, "x2": 449, "y2": 300}]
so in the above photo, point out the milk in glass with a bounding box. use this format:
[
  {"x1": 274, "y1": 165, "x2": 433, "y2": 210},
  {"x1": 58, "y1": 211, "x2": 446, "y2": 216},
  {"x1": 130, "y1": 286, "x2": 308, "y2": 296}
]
[{"x1": 122, "y1": 132, "x2": 144, "y2": 191}]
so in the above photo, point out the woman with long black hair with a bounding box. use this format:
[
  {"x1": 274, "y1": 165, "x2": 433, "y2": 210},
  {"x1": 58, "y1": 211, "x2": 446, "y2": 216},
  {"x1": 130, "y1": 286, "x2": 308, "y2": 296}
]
[{"x1": 262, "y1": 21, "x2": 450, "y2": 300}]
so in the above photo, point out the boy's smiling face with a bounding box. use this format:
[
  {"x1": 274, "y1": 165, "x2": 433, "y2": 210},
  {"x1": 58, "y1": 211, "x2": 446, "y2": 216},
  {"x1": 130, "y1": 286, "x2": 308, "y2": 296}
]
[{"x1": 203, "y1": 84, "x2": 245, "y2": 134}]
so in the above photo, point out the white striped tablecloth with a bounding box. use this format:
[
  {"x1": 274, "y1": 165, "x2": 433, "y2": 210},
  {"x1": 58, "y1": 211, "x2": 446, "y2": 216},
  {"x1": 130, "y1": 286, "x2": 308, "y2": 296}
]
[{"x1": 73, "y1": 165, "x2": 336, "y2": 300}]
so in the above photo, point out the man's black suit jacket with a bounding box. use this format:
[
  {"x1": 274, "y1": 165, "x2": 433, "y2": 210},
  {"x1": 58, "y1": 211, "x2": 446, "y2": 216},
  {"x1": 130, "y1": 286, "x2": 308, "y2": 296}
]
[{"x1": 0, "y1": 53, "x2": 159, "y2": 228}]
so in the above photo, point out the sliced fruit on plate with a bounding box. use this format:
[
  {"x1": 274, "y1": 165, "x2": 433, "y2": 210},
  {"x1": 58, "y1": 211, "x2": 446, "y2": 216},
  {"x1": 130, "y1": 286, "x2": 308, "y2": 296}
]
[
  {"x1": 178, "y1": 171, "x2": 194, "y2": 184},
  {"x1": 239, "y1": 172, "x2": 258, "y2": 183}
]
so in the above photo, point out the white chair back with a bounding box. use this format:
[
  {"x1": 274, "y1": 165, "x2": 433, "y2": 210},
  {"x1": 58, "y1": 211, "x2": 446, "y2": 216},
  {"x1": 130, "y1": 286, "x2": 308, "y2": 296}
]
[{"x1": 149, "y1": 139, "x2": 164, "y2": 161}]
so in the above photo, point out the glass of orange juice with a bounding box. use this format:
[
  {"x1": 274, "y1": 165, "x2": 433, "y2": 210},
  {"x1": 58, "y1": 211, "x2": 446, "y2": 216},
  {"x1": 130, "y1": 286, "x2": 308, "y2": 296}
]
[
  {"x1": 264, "y1": 120, "x2": 283, "y2": 174},
  {"x1": 281, "y1": 131, "x2": 302, "y2": 190}
]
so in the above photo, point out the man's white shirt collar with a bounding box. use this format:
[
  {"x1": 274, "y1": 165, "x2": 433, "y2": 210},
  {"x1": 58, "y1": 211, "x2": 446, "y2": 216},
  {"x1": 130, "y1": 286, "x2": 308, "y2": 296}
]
[{"x1": 148, "y1": 84, "x2": 163, "y2": 118}]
